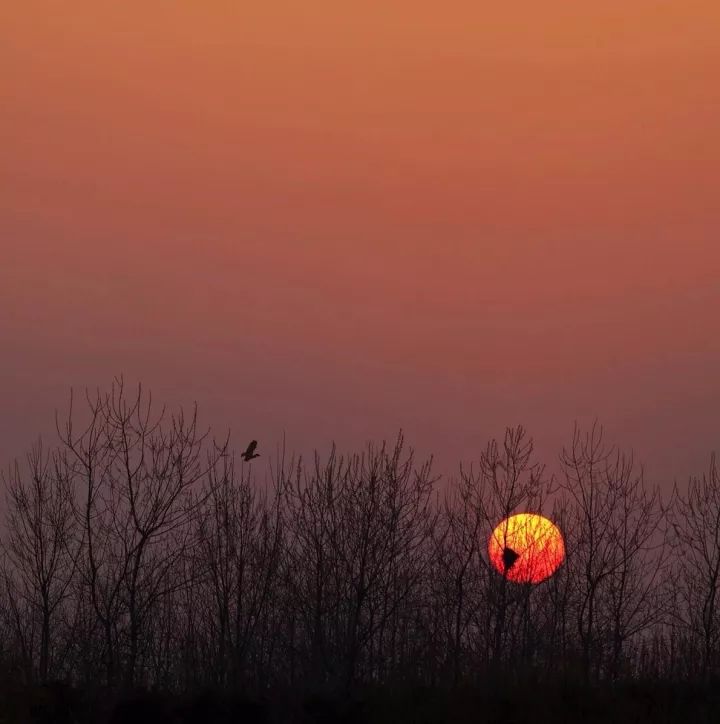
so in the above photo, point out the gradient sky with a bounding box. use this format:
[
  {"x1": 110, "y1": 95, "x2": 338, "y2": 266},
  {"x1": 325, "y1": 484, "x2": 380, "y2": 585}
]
[{"x1": 2, "y1": 2, "x2": 719, "y2": 490}]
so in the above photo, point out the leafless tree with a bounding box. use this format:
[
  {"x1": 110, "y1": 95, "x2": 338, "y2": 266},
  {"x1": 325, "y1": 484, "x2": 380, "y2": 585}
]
[
  {"x1": 1, "y1": 441, "x2": 79, "y2": 683},
  {"x1": 603, "y1": 459, "x2": 668, "y2": 679},
  {"x1": 277, "y1": 434, "x2": 438, "y2": 691},
  {"x1": 433, "y1": 426, "x2": 555, "y2": 683},
  {"x1": 669, "y1": 454, "x2": 720, "y2": 679},
  {"x1": 0, "y1": 389, "x2": 710, "y2": 693},
  {"x1": 56, "y1": 378, "x2": 224, "y2": 686},
  {"x1": 193, "y1": 448, "x2": 282, "y2": 688},
  {"x1": 560, "y1": 422, "x2": 667, "y2": 681}
]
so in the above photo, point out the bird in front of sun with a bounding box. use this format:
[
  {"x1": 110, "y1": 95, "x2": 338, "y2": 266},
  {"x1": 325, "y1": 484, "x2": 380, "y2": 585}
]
[
  {"x1": 241, "y1": 439, "x2": 260, "y2": 461},
  {"x1": 502, "y1": 546, "x2": 520, "y2": 572},
  {"x1": 488, "y1": 513, "x2": 565, "y2": 584}
]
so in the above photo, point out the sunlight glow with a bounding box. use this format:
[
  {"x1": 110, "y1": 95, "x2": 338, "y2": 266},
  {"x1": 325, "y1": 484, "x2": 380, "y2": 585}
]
[{"x1": 488, "y1": 513, "x2": 565, "y2": 584}]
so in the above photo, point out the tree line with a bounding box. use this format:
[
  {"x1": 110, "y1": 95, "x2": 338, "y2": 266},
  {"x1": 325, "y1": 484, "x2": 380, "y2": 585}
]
[{"x1": 0, "y1": 379, "x2": 718, "y2": 693}]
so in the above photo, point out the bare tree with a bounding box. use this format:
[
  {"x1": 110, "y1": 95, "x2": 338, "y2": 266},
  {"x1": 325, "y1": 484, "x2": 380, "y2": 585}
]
[
  {"x1": 337, "y1": 435, "x2": 438, "y2": 689},
  {"x1": 193, "y1": 448, "x2": 282, "y2": 687},
  {"x1": 277, "y1": 434, "x2": 438, "y2": 691},
  {"x1": 0, "y1": 389, "x2": 711, "y2": 693},
  {"x1": 473, "y1": 427, "x2": 552, "y2": 673},
  {"x1": 432, "y1": 426, "x2": 554, "y2": 684},
  {"x1": 603, "y1": 459, "x2": 668, "y2": 679},
  {"x1": 433, "y1": 479, "x2": 483, "y2": 685},
  {"x1": 560, "y1": 422, "x2": 667, "y2": 681},
  {"x1": 669, "y1": 454, "x2": 720, "y2": 679},
  {"x1": 278, "y1": 446, "x2": 343, "y2": 689},
  {"x1": 57, "y1": 378, "x2": 223, "y2": 686},
  {"x1": 1, "y1": 441, "x2": 78, "y2": 683}
]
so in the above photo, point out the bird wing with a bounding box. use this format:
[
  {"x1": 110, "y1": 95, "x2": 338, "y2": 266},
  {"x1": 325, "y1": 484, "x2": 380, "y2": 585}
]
[{"x1": 246, "y1": 440, "x2": 257, "y2": 456}]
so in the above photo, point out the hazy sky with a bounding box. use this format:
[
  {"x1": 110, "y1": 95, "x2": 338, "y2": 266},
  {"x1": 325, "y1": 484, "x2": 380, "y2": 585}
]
[{"x1": 2, "y1": 2, "x2": 719, "y2": 490}]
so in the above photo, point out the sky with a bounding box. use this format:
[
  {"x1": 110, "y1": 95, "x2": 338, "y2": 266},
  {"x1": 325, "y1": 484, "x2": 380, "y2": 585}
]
[{"x1": 1, "y1": 2, "x2": 719, "y2": 492}]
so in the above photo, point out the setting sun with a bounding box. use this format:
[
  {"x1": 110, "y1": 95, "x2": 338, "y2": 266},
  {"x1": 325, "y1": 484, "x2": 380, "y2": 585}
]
[{"x1": 488, "y1": 513, "x2": 565, "y2": 583}]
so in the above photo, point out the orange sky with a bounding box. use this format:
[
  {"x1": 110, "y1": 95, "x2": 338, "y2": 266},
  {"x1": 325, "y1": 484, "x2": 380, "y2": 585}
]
[{"x1": 1, "y1": 2, "x2": 719, "y2": 487}]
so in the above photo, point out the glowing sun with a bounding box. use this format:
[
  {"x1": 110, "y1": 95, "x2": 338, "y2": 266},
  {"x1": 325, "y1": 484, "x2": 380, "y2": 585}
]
[{"x1": 488, "y1": 513, "x2": 565, "y2": 584}]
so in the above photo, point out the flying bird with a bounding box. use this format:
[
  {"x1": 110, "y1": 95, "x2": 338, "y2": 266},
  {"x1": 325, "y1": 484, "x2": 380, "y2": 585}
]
[
  {"x1": 502, "y1": 546, "x2": 520, "y2": 571},
  {"x1": 241, "y1": 440, "x2": 260, "y2": 461}
]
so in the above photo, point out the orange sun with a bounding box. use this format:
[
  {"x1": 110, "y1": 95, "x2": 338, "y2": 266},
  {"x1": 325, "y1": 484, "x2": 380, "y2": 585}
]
[{"x1": 488, "y1": 513, "x2": 565, "y2": 584}]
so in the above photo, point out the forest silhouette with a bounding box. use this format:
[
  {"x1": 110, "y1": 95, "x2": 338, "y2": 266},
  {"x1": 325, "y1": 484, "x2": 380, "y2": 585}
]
[{"x1": 1, "y1": 378, "x2": 719, "y2": 723}]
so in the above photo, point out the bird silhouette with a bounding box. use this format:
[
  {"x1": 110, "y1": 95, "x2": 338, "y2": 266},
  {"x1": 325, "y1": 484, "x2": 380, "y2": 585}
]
[
  {"x1": 241, "y1": 440, "x2": 260, "y2": 461},
  {"x1": 502, "y1": 546, "x2": 520, "y2": 571}
]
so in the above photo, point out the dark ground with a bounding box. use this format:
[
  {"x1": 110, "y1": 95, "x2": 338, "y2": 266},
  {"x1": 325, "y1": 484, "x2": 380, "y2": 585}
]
[{"x1": 1, "y1": 680, "x2": 719, "y2": 724}]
